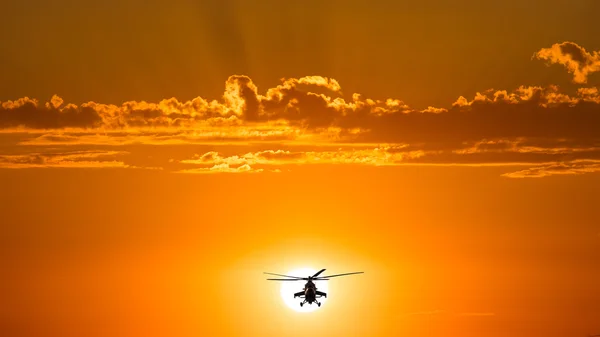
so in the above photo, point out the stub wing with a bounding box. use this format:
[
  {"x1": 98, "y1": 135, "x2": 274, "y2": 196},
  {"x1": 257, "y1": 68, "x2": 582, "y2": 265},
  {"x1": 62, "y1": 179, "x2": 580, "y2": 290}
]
[
  {"x1": 316, "y1": 290, "x2": 327, "y2": 298},
  {"x1": 293, "y1": 291, "x2": 305, "y2": 298}
]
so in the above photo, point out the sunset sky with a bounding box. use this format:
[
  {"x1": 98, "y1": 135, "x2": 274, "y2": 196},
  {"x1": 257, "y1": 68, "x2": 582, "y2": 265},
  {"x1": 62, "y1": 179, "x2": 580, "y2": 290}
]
[{"x1": 1, "y1": 1, "x2": 600, "y2": 336}]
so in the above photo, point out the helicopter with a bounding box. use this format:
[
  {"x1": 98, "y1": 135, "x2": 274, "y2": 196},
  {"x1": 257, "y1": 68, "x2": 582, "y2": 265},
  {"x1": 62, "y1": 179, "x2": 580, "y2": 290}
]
[{"x1": 264, "y1": 268, "x2": 363, "y2": 307}]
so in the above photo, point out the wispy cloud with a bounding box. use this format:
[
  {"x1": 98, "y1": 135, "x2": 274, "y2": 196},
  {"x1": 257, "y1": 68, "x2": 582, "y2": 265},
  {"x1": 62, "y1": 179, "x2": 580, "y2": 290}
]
[
  {"x1": 179, "y1": 147, "x2": 425, "y2": 168},
  {"x1": 0, "y1": 150, "x2": 129, "y2": 169},
  {"x1": 175, "y1": 147, "x2": 600, "y2": 178},
  {"x1": 501, "y1": 160, "x2": 600, "y2": 178},
  {"x1": 176, "y1": 163, "x2": 264, "y2": 174}
]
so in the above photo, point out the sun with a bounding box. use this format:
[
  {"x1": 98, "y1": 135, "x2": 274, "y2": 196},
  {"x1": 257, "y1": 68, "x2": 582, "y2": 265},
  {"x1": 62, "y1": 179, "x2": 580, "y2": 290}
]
[{"x1": 280, "y1": 268, "x2": 329, "y2": 313}]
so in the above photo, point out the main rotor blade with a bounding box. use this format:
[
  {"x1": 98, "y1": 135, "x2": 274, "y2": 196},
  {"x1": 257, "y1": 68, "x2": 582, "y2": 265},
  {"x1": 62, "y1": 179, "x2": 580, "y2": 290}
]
[
  {"x1": 266, "y1": 278, "x2": 306, "y2": 281},
  {"x1": 312, "y1": 269, "x2": 326, "y2": 278},
  {"x1": 263, "y1": 272, "x2": 305, "y2": 279},
  {"x1": 316, "y1": 272, "x2": 364, "y2": 279}
]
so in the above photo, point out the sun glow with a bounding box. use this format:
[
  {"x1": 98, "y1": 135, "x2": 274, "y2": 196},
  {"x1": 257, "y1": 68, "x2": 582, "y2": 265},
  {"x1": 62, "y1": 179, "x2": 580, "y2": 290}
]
[{"x1": 280, "y1": 268, "x2": 329, "y2": 313}]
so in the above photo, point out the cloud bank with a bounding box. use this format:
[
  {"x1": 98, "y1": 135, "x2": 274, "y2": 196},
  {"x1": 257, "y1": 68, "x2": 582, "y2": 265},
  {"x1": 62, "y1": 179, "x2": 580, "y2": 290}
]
[{"x1": 2, "y1": 42, "x2": 599, "y2": 178}]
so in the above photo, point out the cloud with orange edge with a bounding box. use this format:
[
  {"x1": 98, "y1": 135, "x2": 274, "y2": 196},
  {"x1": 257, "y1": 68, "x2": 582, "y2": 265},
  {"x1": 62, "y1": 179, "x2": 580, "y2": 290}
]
[
  {"x1": 534, "y1": 41, "x2": 600, "y2": 84},
  {"x1": 2, "y1": 42, "x2": 600, "y2": 178}
]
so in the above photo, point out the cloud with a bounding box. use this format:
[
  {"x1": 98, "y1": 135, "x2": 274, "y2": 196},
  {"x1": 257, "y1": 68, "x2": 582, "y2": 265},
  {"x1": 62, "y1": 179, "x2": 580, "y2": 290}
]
[
  {"x1": 453, "y1": 138, "x2": 600, "y2": 155},
  {"x1": 4, "y1": 82, "x2": 600, "y2": 154},
  {"x1": 0, "y1": 150, "x2": 130, "y2": 169},
  {"x1": 3, "y1": 76, "x2": 599, "y2": 147},
  {"x1": 179, "y1": 147, "x2": 427, "y2": 171},
  {"x1": 0, "y1": 75, "x2": 348, "y2": 131},
  {"x1": 175, "y1": 145, "x2": 600, "y2": 178},
  {"x1": 534, "y1": 41, "x2": 600, "y2": 83},
  {"x1": 501, "y1": 160, "x2": 600, "y2": 178},
  {"x1": 1, "y1": 97, "x2": 103, "y2": 129},
  {"x1": 176, "y1": 163, "x2": 263, "y2": 174},
  {"x1": 16, "y1": 126, "x2": 305, "y2": 146},
  {"x1": 2, "y1": 42, "x2": 600, "y2": 177}
]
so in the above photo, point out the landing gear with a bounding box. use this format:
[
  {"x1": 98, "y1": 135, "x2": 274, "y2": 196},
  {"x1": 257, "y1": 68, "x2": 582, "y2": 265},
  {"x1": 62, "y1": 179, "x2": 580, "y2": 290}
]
[{"x1": 298, "y1": 299, "x2": 322, "y2": 308}]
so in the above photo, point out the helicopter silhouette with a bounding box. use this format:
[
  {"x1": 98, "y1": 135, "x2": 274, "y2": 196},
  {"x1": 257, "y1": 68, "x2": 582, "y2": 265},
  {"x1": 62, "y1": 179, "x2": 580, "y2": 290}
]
[{"x1": 265, "y1": 268, "x2": 363, "y2": 307}]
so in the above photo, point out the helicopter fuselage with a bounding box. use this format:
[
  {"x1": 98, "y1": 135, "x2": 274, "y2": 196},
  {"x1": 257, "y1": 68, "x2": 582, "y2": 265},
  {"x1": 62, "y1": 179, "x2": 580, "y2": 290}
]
[
  {"x1": 294, "y1": 280, "x2": 327, "y2": 307},
  {"x1": 304, "y1": 281, "x2": 317, "y2": 303}
]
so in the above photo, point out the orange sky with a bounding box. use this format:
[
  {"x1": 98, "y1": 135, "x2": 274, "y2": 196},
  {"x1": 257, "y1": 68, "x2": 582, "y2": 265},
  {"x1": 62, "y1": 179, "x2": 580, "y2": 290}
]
[{"x1": 1, "y1": 1, "x2": 600, "y2": 337}]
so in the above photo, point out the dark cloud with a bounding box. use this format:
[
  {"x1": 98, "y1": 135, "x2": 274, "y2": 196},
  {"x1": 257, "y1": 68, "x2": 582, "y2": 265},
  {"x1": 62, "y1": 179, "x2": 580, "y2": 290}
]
[
  {"x1": 2, "y1": 78, "x2": 599, "y2": 151},
  {"x1": 2, "y1": 42, "x2": 600, "y2": 178},
  {"x1": 0, "y1": 97, "x2": 102, "y2": 129}
]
